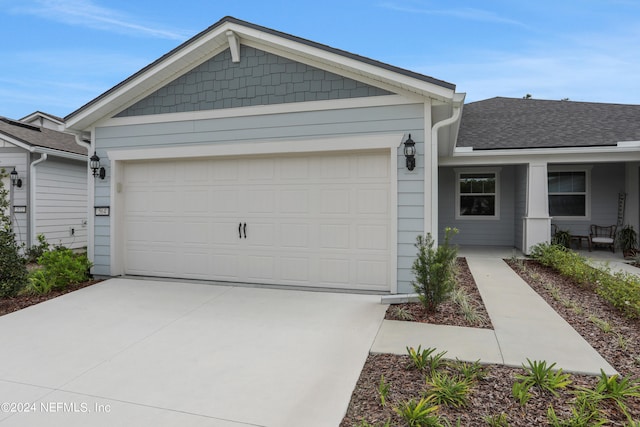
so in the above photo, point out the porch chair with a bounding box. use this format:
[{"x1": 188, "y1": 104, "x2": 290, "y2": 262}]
[{"x1": 589, "y1": 224, "x2": 617, "y2": 253}]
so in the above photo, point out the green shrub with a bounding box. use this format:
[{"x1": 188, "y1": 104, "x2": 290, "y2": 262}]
[
  {"x1": 406, "y1": 346, "x2": 447, "y2": 373},
  {"x1": 24, "y1": 234, "x2": 50, "y2": 263},
  {"x1": 514, "y1": 359, "x2": 572, "y2": 399},
  {"x1": 411, "y1": 228, "x2": 459, "y2": 312},
  {"x1": 0, "y1": 169, "x2": 28, "y2": 297},
  {"x1": 23, "y1": 247, "x2": 92, "y2": 295},
  {"x1": 529, "y1": 243, "x2": 640, "y2": 318},
  {"x1": 424, "y1": 371, "x2": 471, "y2": 408},
  {"x1": 393, "y1": 397, "x2": 440, "y2": 427}
]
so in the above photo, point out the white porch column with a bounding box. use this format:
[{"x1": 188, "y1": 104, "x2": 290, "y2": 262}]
[
  {"x1": 625, "y1": 163, "x2": 639, "y2": 232},
  {"x1": 523, "y1": 161, "x2": 551, "y2": 254}
]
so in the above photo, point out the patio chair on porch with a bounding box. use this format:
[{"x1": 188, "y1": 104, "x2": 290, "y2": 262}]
[{"x1": 589, "y1": 224, "x2": 617, "y2": 253}]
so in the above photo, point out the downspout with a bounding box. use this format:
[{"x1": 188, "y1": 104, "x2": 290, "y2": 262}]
[
  {"x1": 29, "y1": 153, "x2": 48, "y2": 247},
  {"x1": 429, "y1": 102, "x2": 462, "y2": 245}
]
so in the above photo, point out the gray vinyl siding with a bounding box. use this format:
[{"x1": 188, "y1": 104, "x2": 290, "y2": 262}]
[
  {"x1": 95, "y1": 102, "x2": 426, "y2": 293},
  {"x1": 0, "y1": 149, "x2": 28, "y2": 248},
  {"x1": 513, "y1": 164, "x2": 527, "y2": 251},
  {"x1": 438, "y1": 165, "x2": 516, "y2": 246},
  {"x1": 34, "y1": 157, "x2": 87, "y2": 249},
  {"x1": 117, "y1": 46, "x2": 391, "y2": 117},
  {"x1": 550, "y1": 163, "x2": 625, "y2": 237}
]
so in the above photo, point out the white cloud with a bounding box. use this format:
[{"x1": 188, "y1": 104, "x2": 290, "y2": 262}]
[
  {"x1": 10, "y1": 0, "x2": 190, "y2": 40},
  {"x1": 378, "y1": 1, "x2": 526, "y2": 26},
  {"x1": 410, "y1": 26, "x2": 640, "y2": 105}
]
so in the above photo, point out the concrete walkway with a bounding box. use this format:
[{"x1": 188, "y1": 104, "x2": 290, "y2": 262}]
[{"x1": 372, "y1": 255, "x2": 617, "y2": 376}]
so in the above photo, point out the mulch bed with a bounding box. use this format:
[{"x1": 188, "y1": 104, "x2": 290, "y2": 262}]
[
  {"x1": 384, "y1": 258, "x2": 493, "y2": 329},
  {"x1": 341, "y1": 258, "x2": 640, "y2": 426},
  {"x1": 0, "y1": 280, "x2": 102, "y2": 317}
]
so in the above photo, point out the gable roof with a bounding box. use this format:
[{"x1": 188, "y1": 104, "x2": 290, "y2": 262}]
[
  {"x1": 0, "y1": 117, "x2": 87, "y2": 157},
  {"x1": 457, "y1": 97, "x2": 640, "y2": 150},
  {"x1": 66, "y1": 16, "x2": 457, "y2": 131}
]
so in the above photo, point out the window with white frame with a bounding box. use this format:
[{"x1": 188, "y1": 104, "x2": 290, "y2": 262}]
[
  {"x1": 548, "y1": 170, "x2": 589, "y2": 217},
  {"x1": 456, "y1": 170, "x2": 499, "y2": 218}
]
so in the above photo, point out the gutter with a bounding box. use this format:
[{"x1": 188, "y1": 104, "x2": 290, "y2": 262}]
[
  {"x1": 29, "y1": 153, "x2": 48, "y2": 247},
  {"x1": 429, "y1": 96, "x2": 464, "y2": 244}
]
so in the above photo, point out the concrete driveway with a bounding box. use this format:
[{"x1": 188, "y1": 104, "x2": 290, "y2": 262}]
[{"x1": 0, "y1": 278, "x2": 387, "y2": 427}]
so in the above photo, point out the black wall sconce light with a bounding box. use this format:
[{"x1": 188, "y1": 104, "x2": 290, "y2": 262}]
[
  {"x1": 90, "y1": 152, "x2": 106, "y2": 179},
  {"x1": 403, "y1": 134, "x2": 416, "y2": 171},
  {"x1": 10, "y1": 168, "x2": 22, "y2": 188}
]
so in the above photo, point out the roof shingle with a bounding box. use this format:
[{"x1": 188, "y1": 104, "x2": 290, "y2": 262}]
[
  {"x1": 457, "y1": 97, "x2": 640, "y2": 150},
  {"x1": 0, "y1": 117, "x2": 87, "y2": 156}
]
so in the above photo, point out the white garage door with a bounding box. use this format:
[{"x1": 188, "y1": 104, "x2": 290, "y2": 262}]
[{"x1": 122, "y1": 150, "x2": 391, "y2": 291}]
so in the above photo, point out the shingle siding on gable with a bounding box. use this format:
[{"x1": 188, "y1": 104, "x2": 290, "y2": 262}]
[{"x1": 116, "y1": 46, "x2": 392, "y2": 117}]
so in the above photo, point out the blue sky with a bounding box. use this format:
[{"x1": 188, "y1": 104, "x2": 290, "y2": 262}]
[{"x1": 1, "y1": 0, "x2": 639, "y2": 120}]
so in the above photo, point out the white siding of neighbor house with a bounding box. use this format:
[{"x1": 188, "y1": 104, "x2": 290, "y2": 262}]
[
  {"x1": 438, "y1": 165, "x2": 516, "y2": 246},
  {"x1": 34, "y1": 157, "x2": 88, "y2": 249},
  {"x1": 93, "y1": 102, "x2": 427, "y2": 293},
  {"x1": 0, "y1": 149, "x2": 29, "y2": 248},
  {"x1": 550, "y1": 162, "x2": 625, "y2": 237}
]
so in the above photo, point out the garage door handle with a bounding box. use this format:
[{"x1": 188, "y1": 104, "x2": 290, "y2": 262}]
[
  {"x1": 243, "y1": 222, "x2": 247, "y2": 239},
  {"x1": 238, "y1": 222, "x2": 242, "y2": 239}
]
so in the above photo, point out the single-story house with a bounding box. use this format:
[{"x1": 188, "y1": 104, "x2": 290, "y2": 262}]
[
  {"x1": 442, "y1": 97, "x2": 640, "y2": 252},
  {"x1": 0, "y1": 115, "x2": 88, "y2": 250},
  {"x1": 64, "y1": 16, "x2": 640, "y2": 294}
]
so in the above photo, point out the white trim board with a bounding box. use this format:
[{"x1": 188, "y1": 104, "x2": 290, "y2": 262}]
[{"x1": 107, "y1": 133, "x2": 405, "y2": 161}]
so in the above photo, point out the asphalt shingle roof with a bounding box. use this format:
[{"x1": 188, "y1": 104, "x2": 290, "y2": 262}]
[
  {"x1": 457, "y1": 97, "x2": 640, "y2": 150},
  {"x1": 0, "y1": 117, "x2": 87, "y2": 156}
]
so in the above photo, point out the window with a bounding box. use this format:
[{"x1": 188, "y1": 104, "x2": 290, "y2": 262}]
[
  {"x1": 456, "y1": 170, "x2": 499, "y2": 218},
  {"x1": 548, "y1": 170, "x2": 588, "y2": 217}
]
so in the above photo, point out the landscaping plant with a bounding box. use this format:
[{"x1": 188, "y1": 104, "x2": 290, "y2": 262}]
[
  {"x1": 424, "y1": 371, "x2": 471, "y2": 408},
  {"x1": 514, "y1": 359, "x2": 572, "y2": 398},
  {"x1": 411, "y1": 227, "x2": 459, "y2": 312},
  {"x1": 406, "y1": 346, "x2": 447, "y2": 373},
  {"x1": 0, "y1": 169, "x2": 28, "y2": 297},
  {"x1": 530, "y1": 243, "x2": 640, "y2": 318},
  {"x1": 393, "y1": 397, "x2": 441, "y2": 427},
  {"x1": 23, "y1": 247, "x2": 92, "y2": 295}
]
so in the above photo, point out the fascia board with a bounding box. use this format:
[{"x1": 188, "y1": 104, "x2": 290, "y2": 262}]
[{"x1": 440, "y1": 146, "x2": 640, "y2": 166}]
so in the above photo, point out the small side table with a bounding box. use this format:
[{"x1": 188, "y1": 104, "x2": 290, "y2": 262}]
[{"x1": 570, "y1": 235, "x2": 591, "y2": 251}]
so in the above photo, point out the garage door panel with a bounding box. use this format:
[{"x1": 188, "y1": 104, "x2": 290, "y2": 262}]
[
  {"x1": 357, "y1": 260, "x2": 388, "y2": 287},
  {"x1": 358, "y1": 188, "x2": 389, "y2": 214},
  {"x1": 210, "y1": 190, "x2": 239, "y2": 212},
  {"x1": 122, "y1": 150, "x2": 391, "y2": 290},
  {"x1": 151, "y1": 191, "x2": 177, "y2": 213},
  {"x1": 357, "y1": 225, "x2": 389, "y2": 250},
  {"x1": 212, "y1": 222, "x2": 243, "y2": 245},
  {"x1": 279, "y1": 190, "x2": 308, "y2": 213},
  {"x1": 183, "y1": 190, "x2": 209, "y2": 213},
  {"x1": 319, "y1": 224, "x2": 350, "y2": 249},
  {"x1": 246, "y1": 255, "x2": 275, "y2": 281},
  {"x1": 280, "y1": 223, "x2": 309, "y2": 247},
  {"x1": 319, "y1": 258, "x2": 350, "y2": 284},
  {"x1": 182, "y1": 222, "x2": 210, "y2": 245},
  {"x1": 245, "y1": 222, "x2": 275, "y2": 246},
  {"x1": 211, "y1": 253, "x2": 240, "y2": 279},
  {"x1": 320, "y1": 190, "x2": 350, "y2": 214},
  {"x1": 280, "y1": 257, "x2": 310, "y2": 282}
]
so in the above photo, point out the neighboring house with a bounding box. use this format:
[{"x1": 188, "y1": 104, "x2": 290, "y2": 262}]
[
  {"x1": 63, "y1": 16, "x2": 640, "y2": 294},
  {"x1": 0, "y1": 116, "x2": 88, "y2": 250},
  {"x1": 440, "y1": 97, "x2": 640, "y2": 253},
  {"x1": 65, "y1": 16, "x2": 464, "y2": 294}
]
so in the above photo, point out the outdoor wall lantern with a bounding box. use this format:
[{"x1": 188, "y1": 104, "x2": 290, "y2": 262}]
[
  {"x1": 10, "y1": 168, "x2": 22, "y2": 188},
  {"x1": 403, "y1": 134, "x2": 416, "y2": 171},
  {"x1": 90, "y1": 152, "x2": 106, "y2": 179}
]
